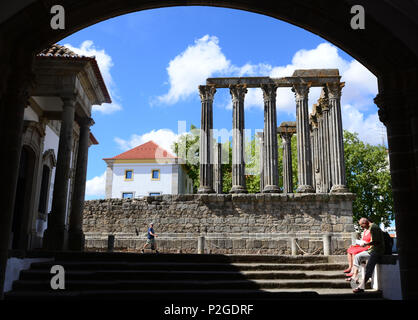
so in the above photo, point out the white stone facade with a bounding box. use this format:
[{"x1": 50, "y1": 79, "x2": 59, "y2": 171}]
[{"x1": 106, "y1": 161, "x2": 193, "y2": 198}]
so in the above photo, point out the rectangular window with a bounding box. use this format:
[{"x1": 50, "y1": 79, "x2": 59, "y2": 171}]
[
  {"x1": 125, "y1": 169, "x2": 133, "y2": 181},
  {"x1": 149, "y1": 192, "x2": 161, "y2": 196},
  {"x1": 151, "y1": 169, "x2": 160, "y2": 180},
  {"x1": 122, "y1": 192, "x2": 133, "y2": 199}
]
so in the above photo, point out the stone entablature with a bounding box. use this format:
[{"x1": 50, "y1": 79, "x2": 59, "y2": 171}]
[{"x1": 83, "y1": 194, "x2": 355, "y2": 254}]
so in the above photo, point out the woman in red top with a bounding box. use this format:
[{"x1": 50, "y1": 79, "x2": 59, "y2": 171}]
[{"x1": 343, "y1": 227, "x2": 371, "y2": 274}]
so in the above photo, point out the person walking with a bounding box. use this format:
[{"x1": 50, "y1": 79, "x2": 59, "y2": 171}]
[{"x1": 142, "y1": 222, "x2": 159, "y2": 253}]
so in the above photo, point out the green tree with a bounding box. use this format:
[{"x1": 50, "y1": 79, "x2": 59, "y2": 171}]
[
  {"x1": 344, "y1": 130, "x2": 393, "y2": 226},
  {"x1": 172, "y1": 124, "x2": 200, "y2": 193}
]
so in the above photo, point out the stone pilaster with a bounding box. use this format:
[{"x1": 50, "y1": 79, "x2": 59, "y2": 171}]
[
  {"x1": 69, "y1": 117, "x2": 94, "y2": 251},
  {"x1": 105, "y1": 160, "x2": 114, "y2": 199},
  {"x1": 44, "y1": 96, "x2": 76, "y2": 250},
  {"x1": 293, "y1": 83, "x2": 314, "y2": 193},
  {"x1": 214, "y1": 142, "x2": 223, "y2": 194},
  {"x1": 229, "y1": 85, "x2": 247, "y2": 193},
  {"x1": 198, "y1": 85, "x2": 216, "y2": 194},
  {"x1": 261, "y1": 84, "x2": 280, "y2": 193},
  {"x1": 327, "y1": 82, "x2": 348, "y2": 193}
]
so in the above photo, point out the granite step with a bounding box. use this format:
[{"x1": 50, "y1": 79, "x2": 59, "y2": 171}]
[
  {"x1": 5, "y1": 288, "x2": 383, "y2": 301},
  {"x1": 19, "y1": 269, "x2": 345, "y2": 281},
  {"x1": 28, "y1": 261, "x2": 347, "y2": 272},
  {"x1": 12, "y1": 278, "x2": 352, "y2": 291}
]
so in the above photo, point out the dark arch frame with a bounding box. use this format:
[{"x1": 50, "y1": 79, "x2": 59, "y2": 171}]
[
  {"x1": 1, "y1": 1, "x2": 418, "y2": 76},
  {"x1": 0, "y1": 0, "x2": 417, "y2": 300}
]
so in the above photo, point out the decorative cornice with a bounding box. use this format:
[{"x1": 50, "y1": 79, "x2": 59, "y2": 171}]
[
  {"x1": 43, "y1": 149, "x2": 57, "y2": 168},
  {"x1": 23, "y1": 120, "x2": 46, "y2": 137}
]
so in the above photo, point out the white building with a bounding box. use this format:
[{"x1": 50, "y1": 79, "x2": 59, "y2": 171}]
[{"x1": 104, "y1": 141, "x2": 194, "y2": 198}]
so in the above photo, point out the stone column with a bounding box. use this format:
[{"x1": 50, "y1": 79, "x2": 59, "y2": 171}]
[
  {"x1": 293, "y1": 83, "x2": 314, "y2": 193},
  {"x1": 0, "y1": 65, "x2": 32, "y2": 299},
  {"x1": 68, "y1": 117, "x2": 94, "y2": 251},
  {"x1": 327, "y1": 82, "x2": 348, "y2": 193},
  {"x1": 44, "y1": 96, "x2": 76, "y2": 250},
  {"x1": 310, "y1": 114, "x2": 320, "y2": 192},
  {"x1": 214, "y1": 142, "x2": 223, "y2": 194},
  {"x1": 318, "y1": 92, "x2": 332, "y2": 193},
  {"x1": 198, "y1": 85, "x2": 216, "y2": 194},
  {"x1": 230, "y1": 85, "x2": 247, "y2": 193},
  {"x1": 261, "y1": 84, "x2": 280, "y2": 193},
  {"x1": 256, "y1": 132, "x2": 264, "y2": 192},
  {"x1": 280, "y1": 129, "x2": 294, "y2": 193}
]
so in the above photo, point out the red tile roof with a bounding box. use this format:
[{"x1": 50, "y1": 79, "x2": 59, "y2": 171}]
[
  {"x1": 104, "y1": 141, "x2": 177, "y2": 161},
  {"x1": 36, "y1": 44, "x2": 111, "y2": 104}
]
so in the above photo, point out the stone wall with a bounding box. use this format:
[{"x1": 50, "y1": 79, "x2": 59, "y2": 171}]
[{"x1": 83, "y1": 193, "x2": 355, "y2": 255}]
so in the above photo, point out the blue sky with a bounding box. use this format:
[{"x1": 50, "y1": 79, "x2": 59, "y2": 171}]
[{"x1": 59, "y1": 6, "x2": 385, "y2": 199}]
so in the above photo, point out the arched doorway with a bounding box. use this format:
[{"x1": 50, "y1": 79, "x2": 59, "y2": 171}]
[
  {"x1": 11, "y1": 146, "x2": 36, "y2": 251},
  {"x1": 0, "y1": 1, "x2": 417, "y2": 300}
]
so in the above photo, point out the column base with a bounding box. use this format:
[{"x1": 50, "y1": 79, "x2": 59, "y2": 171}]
[
  {"x1": 229, "y1": 185, "x2": 248, "y2": 194},
  {"x1": 296, "y1": 185, "x2": 315, "y2": 193},
  {"x1": 68, "y1": 229, "x2": 85, "y2": 251},
  {"x1": 330, "y1": 184, "x2": 349, "y2": 193},
  {"x1": 197, "y1": 186, "x2": 215, "y2": 194},
  {"x1": 262, "y1": 185, "x2": 281, "y2": 193},
  {"x1": 43, "y1": 227, "x2": 66, "y2": 251}
]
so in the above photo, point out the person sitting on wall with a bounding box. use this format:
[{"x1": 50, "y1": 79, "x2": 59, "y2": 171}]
[
  {"x1": 141, "y1": 222, "x2": 159, "y2": 254},
  {"x1": 346, "y1": 217, "x2": 385, "y2": 293},
  {"x1": 343, "y1": 218, "x2": 372, "y2": 276}
]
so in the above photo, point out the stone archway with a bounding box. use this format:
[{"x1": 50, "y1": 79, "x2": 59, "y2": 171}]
[{"x1": 0, "y1": 0, "x2": 417, "y2": 299}]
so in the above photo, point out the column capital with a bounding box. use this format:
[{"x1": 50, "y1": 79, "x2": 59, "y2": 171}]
[
  {"x1": 198, "y1": 85, "x2": 216, "y2": 102},
  {"x1": 374, "y1": 92, "x2": 406, "y2": 125},
  {"x1": 78, "y1": 117, "x2": 95, "y2": 128},
  {"x1": 292, "y1": 83, "x2": 311, "y2": 100},
  {"x1": 279, "y1": 131, "x2": 294, "y2": 143},
  {"x1": 326, "y1": 82, "x2": 345, "y2": 99},
  {"x1": 61, "y1": 95, "x2": 78, "y2": 107},
  {"x1": 4, "y1": 69, "x2": 34, "y2": 101},
  {"x1": 310, "y1": 114, "x2": 319, "y2": 129},
  {"x1": 261, "y1": 83, "x2": 278, "y2": 101},
  {"x1": 229, "y1": 84, "x2": 247, "y2": 102}
]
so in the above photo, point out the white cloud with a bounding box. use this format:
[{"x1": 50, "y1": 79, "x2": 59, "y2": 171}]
[
  {"x1": 157, "y1": 38, "x2": 380, "y2": 144},
  {"x1": 64, "y1": 40, "x2": 122, "y2": 114},
  {"x1": 92, "y1": 102, "x2": 122, "y2": 114},
  {"x1": 342, "y1": 104, "x2": 385, "y2": 146},
  {"x1": 155, "y1": 35, "x2": 231, "y2": 105},
  {"x1": 85, "y1": 171, "x2": 106, "y2": 198},
  {"x1": 114, "y1": 128, "x2": 180, "y2": 153}
]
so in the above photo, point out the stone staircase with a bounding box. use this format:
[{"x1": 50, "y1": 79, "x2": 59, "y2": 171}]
[{"x1": 5, "y1": 252, "x2": 382, "y2": 300}]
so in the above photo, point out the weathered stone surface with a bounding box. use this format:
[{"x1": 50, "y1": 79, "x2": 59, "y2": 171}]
[{"x1": 83, "y1": 194, "x2": 354, "y2": 254}]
